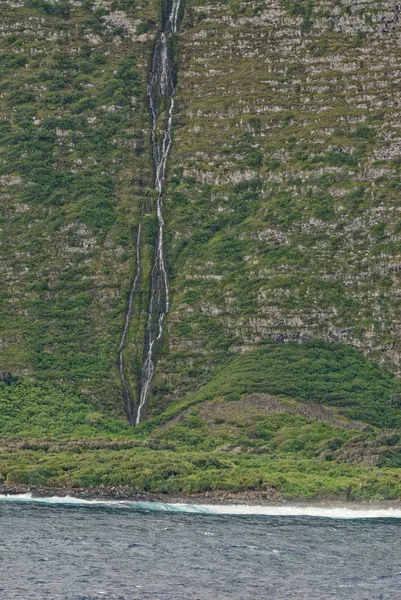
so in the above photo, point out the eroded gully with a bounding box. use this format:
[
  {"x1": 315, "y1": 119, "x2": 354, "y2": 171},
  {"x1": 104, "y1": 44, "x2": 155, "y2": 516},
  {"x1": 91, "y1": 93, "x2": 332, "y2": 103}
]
[{"x1": 118, "y1": 0, "x2": 181, "y2": 425}]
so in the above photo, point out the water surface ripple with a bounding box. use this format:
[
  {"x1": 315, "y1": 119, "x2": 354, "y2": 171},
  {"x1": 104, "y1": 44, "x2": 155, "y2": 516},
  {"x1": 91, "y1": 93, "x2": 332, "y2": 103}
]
[{"x1": 1, "y1": 500, "x2": 401, "y2": 599}]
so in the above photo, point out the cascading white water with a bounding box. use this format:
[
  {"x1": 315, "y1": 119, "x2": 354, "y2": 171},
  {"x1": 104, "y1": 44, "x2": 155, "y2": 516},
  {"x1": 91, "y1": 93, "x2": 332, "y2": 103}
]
[
  {"x1": 4, "y1": 495, "x2": 401, "y2": 518},
  {"x1": 118, "y1": 223, "x2": 142, "y2": 425},
  {"x1": 136, "y1": 0, "x2": 181, "y2": 425}
]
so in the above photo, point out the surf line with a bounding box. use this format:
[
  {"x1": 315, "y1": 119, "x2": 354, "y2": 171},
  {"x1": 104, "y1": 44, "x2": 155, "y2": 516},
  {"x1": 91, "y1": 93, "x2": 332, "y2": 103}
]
[{"x1": 2, "y1": 495, "x2": 401, "y2": 519}]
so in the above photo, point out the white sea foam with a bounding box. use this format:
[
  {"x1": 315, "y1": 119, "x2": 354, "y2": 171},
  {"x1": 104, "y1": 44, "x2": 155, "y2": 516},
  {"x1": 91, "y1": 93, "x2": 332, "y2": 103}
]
[{"x1": 1, "y1": 494, "x2": 401, "y2": 519}]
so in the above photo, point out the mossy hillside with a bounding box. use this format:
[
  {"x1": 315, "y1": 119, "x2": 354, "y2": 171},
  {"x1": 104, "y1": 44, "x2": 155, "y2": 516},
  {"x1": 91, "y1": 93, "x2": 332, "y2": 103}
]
[
  {"x1": 153, "y1": 341, "x2": 401, "y2": 428},
  {"x1": 0, "y1": 380, "x2": 135, "y2": 439},
  {"x1": 2, "y1": 342, "x2": 401, "y2": 499},
  {"x1": 147, "y1": 0, "x2": 401, "y2": 416},
  {"x1": 1, "y1": 0, "x2": 401, "y2": 454},
  {"x1": 4, "y1": 340, "x2": 401, "y2": 438},
  {"x1": 0, "y1": 0, "x2": 159, "y2": 411}
]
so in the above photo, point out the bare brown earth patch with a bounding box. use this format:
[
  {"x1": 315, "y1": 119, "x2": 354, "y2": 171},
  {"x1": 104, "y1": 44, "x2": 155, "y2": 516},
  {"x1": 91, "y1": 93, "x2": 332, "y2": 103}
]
[{"x1": 168, "y1": 393, "x2": 366, "y2": 434}]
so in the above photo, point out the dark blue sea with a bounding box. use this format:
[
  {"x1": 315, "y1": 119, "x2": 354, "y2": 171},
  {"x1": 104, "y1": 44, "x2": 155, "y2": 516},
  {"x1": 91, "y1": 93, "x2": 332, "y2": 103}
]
[{"x1": 1, "y1": 496, "x2": 401, "y2": 599}]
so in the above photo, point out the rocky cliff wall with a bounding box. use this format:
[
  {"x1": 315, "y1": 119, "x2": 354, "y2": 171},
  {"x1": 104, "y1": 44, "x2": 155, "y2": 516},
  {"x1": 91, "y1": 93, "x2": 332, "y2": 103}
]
[
  {"x1": 1, "y1": 0, "x2": 401, "y2": 420},
  {"x1": 150, "y1": 0, "x2": 401, "y2": 412},
  {"x1": 0, "y1": 0, "x2": 156, "y2": 411}
]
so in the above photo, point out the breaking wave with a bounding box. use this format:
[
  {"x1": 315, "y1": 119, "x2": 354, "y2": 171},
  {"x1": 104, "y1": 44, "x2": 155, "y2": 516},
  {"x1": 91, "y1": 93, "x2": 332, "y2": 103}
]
[{"x1": 1, "y1": 494, "x2": 401, "y2": 519}]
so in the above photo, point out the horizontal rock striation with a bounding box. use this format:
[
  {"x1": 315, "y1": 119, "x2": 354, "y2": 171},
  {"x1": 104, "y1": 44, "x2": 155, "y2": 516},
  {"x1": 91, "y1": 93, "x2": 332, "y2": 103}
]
[{"x1": 151, "y1": 0, "x2": 401, "y2": 408}]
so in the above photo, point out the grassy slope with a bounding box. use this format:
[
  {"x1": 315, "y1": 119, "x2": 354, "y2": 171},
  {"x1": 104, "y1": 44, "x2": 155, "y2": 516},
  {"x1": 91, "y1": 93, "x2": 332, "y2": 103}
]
[{"x1": 2, "y1": 341, "x2": 401, "y2": 500}]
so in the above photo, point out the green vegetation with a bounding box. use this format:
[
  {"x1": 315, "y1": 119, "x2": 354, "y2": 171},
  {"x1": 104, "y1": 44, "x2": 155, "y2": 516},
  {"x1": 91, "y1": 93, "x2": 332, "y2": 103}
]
[
  {"x1": 157, "y1": 341, "x2": 401, "y2": 428},
  {"x1": 285, "y1": 0, "x2": 314, "y2": 32},
  {"x1": 0, "y1": 0, "x2": 156, "y2": 410},
  {"x1": 1, "y1": 0, "x2": 401, "y2": 501},
  {"x1": 24, "y1": 0, "x2": 71, "y2": 19},
  {"x1": 2, "y1": 342, "x2": 401, "y2": 500},
  {"x1": 0, "y1": 380, "x2": 134, "y2": 438},
  {"x1": 4, "y1": 444, "x2": 401, "y2": 500},
  {"x1": 5, "y1": 340, "x2": 400, "y2": 437}
]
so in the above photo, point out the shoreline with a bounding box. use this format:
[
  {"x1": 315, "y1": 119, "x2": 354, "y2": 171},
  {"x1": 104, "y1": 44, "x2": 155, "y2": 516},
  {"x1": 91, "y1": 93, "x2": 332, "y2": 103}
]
[{"x1": 1, "y1": 484, "x2": 401, "y2": 510}]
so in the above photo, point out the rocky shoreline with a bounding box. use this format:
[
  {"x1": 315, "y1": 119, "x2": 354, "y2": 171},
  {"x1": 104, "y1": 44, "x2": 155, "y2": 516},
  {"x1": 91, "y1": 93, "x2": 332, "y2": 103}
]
[
  {"x1": 2, "y1": 484, "x2": 401, "y2": 509},
  {"x1": 0, "y1": 484, "x2": 281, "y2": 505}
]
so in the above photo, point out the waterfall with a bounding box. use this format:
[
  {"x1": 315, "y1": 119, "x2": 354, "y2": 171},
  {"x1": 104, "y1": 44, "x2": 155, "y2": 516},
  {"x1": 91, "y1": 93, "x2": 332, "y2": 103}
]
[
  {"x1": 118, "y1": 223, "x2": 142, "y2": 425},
  {"x1": 135, "y1": 0, "x2": 180, "y2": 424},
  {"x1": 118, "y1": 0, "x2": 180, "y2": 424}
]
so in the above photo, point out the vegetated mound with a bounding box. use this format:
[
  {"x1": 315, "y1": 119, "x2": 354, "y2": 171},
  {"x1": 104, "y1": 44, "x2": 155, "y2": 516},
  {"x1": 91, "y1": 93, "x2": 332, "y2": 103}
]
[
  {"x1": 2, "y1": 340, "x2": 401, "y2": 500},
  {"x1": 145, "y1": 340, "x2": 401, "y2": 430}
]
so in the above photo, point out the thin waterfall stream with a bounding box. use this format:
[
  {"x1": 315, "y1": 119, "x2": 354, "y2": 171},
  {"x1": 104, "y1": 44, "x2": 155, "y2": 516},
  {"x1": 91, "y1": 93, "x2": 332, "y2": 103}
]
[
  {"x1": 118, "y1": 0, "x2": 181, "y2": 425},
  {"x1": 137, "y1": 0, "x2": 181, "y2": 425}
]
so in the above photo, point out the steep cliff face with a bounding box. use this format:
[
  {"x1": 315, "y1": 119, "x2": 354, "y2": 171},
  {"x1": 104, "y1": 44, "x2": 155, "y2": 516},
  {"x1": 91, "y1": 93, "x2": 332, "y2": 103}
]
[
  {"x1": 2, "y1": 0, "x2": 401, "y2": 499},
  {"x1": 1, "y1": 0, "x2": 401, "y2": 424},
  {"x1": 0, "y1": 0, "x2": 156, "y2": 412},
  {"x1": 152, "y1": 0, "x2": 401, "y2": 412}
]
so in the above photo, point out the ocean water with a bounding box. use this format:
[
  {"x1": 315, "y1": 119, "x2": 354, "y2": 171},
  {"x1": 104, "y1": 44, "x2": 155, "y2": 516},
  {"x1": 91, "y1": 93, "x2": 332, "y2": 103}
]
[{"x1": 1, "y1": 496, "x2": 401, "y2": 599}]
